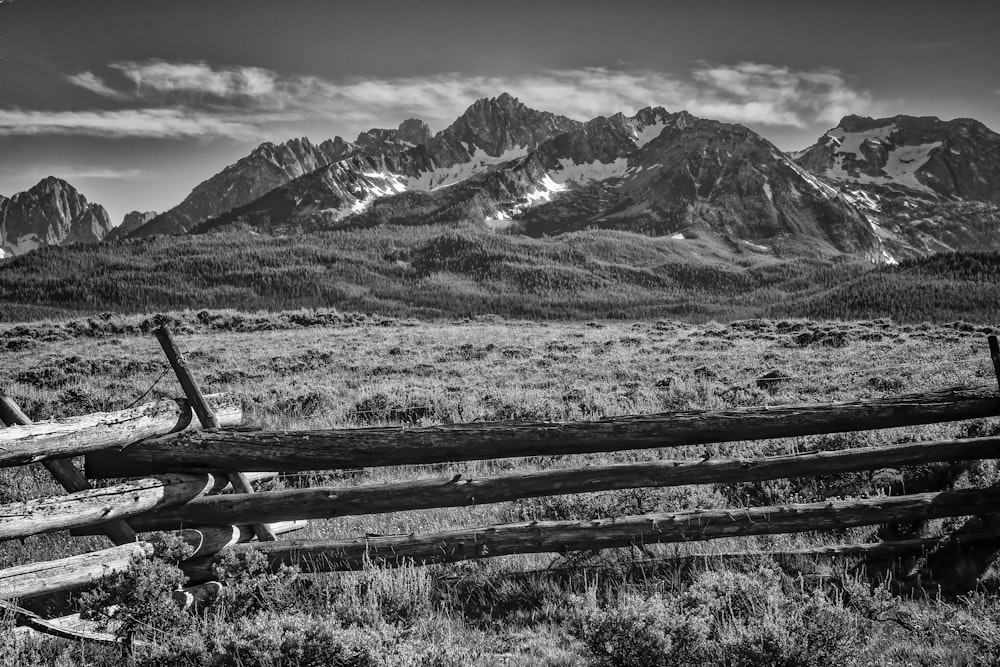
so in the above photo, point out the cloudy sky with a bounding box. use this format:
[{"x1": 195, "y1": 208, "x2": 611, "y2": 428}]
[{"x1": 1, "y1": 0, "x2": 997, "y2": 224}]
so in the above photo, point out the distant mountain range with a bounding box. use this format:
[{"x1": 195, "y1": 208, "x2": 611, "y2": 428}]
[{"x1": 3, "y1": 95, "x2": 998, "y2": 262}]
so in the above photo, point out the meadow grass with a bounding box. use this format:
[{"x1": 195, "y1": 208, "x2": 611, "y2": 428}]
[{"x1": 3, "y1": 311, "x2": 1000, "y2": 665}]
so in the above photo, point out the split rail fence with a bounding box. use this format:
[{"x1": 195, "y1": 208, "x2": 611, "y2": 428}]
[{"x1": 4, "y1": 327, "x2": 1000, "y2": 644}]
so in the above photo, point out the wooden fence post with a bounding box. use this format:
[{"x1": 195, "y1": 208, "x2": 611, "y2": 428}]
[
  {"x1": 988, "y1": 335, "x2": 1000, "y2": 393},
  {"x1": 0, "y1": 394, "x2": 138, "y2": 546},
  {"x1": 154, "y1": 326, "x2": 277, "y2": 542}
]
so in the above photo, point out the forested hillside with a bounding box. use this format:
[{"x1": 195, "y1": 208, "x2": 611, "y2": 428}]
[{"x1": 1, "y1": 226, "x2": 998, "y2": 324}]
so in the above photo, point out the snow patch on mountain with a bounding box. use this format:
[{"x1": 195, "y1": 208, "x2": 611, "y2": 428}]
[
  {"x1": 407, "y1": 146, "x2": 530, "y2": 191},
  {"x1": 633, "y1": 119, "x2": 668, "y2": 148},
  {"x1": 4, "y1": 234, "x2": 42, "y2": 256},
  {"x1": 552, "y1": 157, "x2": 630, "y2": 184},
  {"x1": 840, "y1": 187, "x2": 881, "y2": 211},
  {"x1": 762, "y1": 181, "x2": 773, "y2": 203},
  {"x1": 789, "y1": 162, "x2": 838, "y2": 199},
  {"x1": 827, "y1": 124, "x2": 896, "y2": 156},
  {"x1": 742, "y1": 240, "x2": 771, "y2": 252},
  {"x1": 524, "y1": 173, "x2": 567, "y2": 204}
]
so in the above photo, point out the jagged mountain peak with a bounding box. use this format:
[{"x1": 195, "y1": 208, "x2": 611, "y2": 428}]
[
  {"x1": 31, "y1": 175, "x2": 74, "y2": 192},
  {"x1": 397, "y1": 118, "x2": 432, "y2": 146},
  {"x1": 0, "y1": 178, "x2": 112, "y2": 256},
  {"x1": 433, "y1": 93, "x2": 582, "y2": 163}
]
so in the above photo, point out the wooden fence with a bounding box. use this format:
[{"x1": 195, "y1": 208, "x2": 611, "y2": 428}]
[{"x1": 3, "y1": 327, "x2": 1000, "y2": 643}]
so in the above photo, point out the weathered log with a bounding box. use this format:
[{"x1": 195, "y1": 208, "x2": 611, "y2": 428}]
[
  {"x1": 0, "y1": 474, "x2": 216, "y2": 541},
  {"x1": 1, "y1": 600, "x2": 125, "y2": 645},
  {"x1": 119, "y1": 435, "x2": 1000, "y2": 531},
  {"x1": 0, "y1": 393, "x2": 241, "y2": 467},
  {"x1": 0, "y1": 542, "x2": 153, "y2": 599},
  {"x1": 443, "y1": 532, "x2": 1000, "y2": 586},
  {"x1": 87, "y1": 386, "x2": 1000, "y2": 477},
  {"x1": 182, "y1": 486, "x2": 1000, "y2": 578},
  {"x1": 1, "y1": 395, "x2": 138, "y2": 546}
]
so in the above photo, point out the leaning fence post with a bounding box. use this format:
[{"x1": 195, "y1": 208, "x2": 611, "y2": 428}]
[
  {"x1": 154, "y1": 326, "x2": 277, "y2": 542},
  {"x1": 0, "y1": 393, "x2": 138, "y2": 546},
  {"x1": 988, "y1": 335, "x2": 1000, "y2": 394}
]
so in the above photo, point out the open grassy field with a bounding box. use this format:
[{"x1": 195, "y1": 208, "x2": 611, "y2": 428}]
[{"x1": 4, "y1": 311, "x2": 1000, "y2": 665}]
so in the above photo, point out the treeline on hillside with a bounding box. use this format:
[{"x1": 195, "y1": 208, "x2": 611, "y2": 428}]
[{"x1": 1, "y1": 226, "x2": 997, "y2": 323}]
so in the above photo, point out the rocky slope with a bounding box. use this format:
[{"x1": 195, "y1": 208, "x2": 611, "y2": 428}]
[
  {"x1": 136, "y1": 94, "x2": 582, "y2": 239},
  {"x1": 129, "y1": 137, "x2": 355, "y2": 237},
  {"x1": 199, "y1": 100, "x2": 880, "y2": 259},
  {"x1": 0, "y1": 177, "x2": 112, "y2": 257},
  {"x1": 793, "y1": 114, "x2": 1000, "y2": 258},
  {"x1": 195, "y1": 95, "x2": 583, "y2": 234},
  {"x1": 130, "y1": 98, "x2": 1000, "y2": 263},
  {"x1": 794, "y1": 115, "x2": 1000, "y2": 202},
  {"x1": 104, "y1": 210, "x2": 158, "y2": 242}
]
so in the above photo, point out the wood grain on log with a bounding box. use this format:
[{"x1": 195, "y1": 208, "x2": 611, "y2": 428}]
[
  {"x1": 0, "y1": 542, "x2": 152, "y2": 599},
  {"x1": 1, "y1": 395, "x2": 138, "y2": 545},
  {"x1": 0, "y1": 393, "x2": 240, "y2": 467},
  {"x1": 120, "y1": 435, "x2": 1000, "y2": 531},
  {"x1": 0, "y1": 474, "x2": 216, "y2": 541},
  {"x1": 182, "y1": 486, "x2": 1000, "y2": 578},
  {"x1": 86, "y1": 386, "x2": 1000, "y2": 477}
]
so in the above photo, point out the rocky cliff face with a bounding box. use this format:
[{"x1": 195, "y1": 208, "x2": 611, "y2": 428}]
[
  {"x1": 130, "y1": 96, "x2": 1000, "y2": 262},
  {"x1": 0, "y1": 177, "x2": 112, "y2": 256},
  {"x1": 104, "y1": 210, "x2": 158, "y2": 242},
  {"x1": 129, "y1": 136, "x2": 355, "y2": 237},
  {"x1": 194, "y1": 102, "x2": 880, "y2": 259},
  {"x1": 794, "y1": 115, "x2": 1000, "y2": 202},
  {"x1": 520, "y1": 114, "x2": 879, "y2": 257}
]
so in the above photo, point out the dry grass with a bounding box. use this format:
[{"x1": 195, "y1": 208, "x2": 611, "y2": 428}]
[{"x1": 3, "y1": 312, "x2": 1000, "y2": 665}]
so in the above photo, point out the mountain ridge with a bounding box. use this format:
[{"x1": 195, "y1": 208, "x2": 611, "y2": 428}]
[{"x1": 107, "y1": 98, "x2": 1000, "y2": 265}]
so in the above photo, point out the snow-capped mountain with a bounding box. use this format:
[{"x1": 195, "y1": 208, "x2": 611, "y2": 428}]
[
  {"x1": 193, "y1": 97, "x2": 881, "y2": 259},
  {"x1": 519, "y1": 111, "x2": 878, "y2": 258},
  {"x1": 793, "y1": 115, "x2": 1000, "y2": 258},
  {"x1": 0, "y1": 177, "x2": 112, "y2": 257},
  {"x1": 118, "y1": 97, "x2": 1000, "y2": 263},
  {"x1": 129, "y1": 93, "x2": 581, "y2": 239},
  {"x1": 794, "y1": 115, "x2": 1000, "y2": 202}
]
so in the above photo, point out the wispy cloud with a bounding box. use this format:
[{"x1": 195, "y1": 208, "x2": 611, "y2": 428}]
[
  {"x1": 37, "y1": 167, "x2": 151, "y2": 180},
  {"x1": 109, "y1": 60, "x2": 281, "y2": 103},
  {"x1": 687, "y1": 62, "x2": 871, "y2": 126},
  {"x1": 0, "y1": 108, "x2": 261, "y2": 139},
  {"x1": 65, "y1": 71, "x2": 132, "y2": 102},
  {"x1": 47, "y1": 60, "x2": 874, "y2": 140}
]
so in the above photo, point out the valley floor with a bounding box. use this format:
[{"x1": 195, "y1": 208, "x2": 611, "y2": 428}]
[{"x1": 4, "y1": 312, "x2": 1000, "y2": 665}]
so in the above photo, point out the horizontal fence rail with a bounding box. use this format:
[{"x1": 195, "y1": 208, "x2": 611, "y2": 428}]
[
  {"x1": 0, "y1": 542, "x2": 153, "y2": 600},
  {"x1": 116, "y1": 435, "x2": 1000, "y2": 532},
  {"x1": 0, "y1": 393, "x2": 241, "y2": 467},
  {"x1": 0, "y1": 474, "x2": 217, "y2": 542},
  {"x1": 86, "y1": 386, "x2": 1000, "y2": 477},
  {"x1": 182, "y1": 486, "x2": 1000, "y2": 578}
]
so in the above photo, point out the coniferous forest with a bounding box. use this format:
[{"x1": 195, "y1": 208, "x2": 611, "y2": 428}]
[{"x1": 2, "y1": 225, "x2": 999, "y2": 324}]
